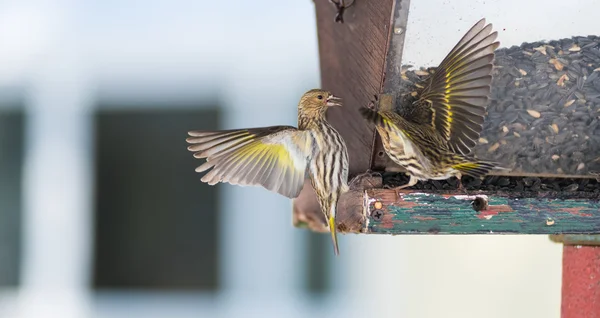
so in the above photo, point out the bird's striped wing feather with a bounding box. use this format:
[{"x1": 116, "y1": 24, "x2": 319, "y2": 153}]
[
  {"x1": 419, "y1": 18, "x2": 500, "y2": 155},
  {"x1": 187, "y1": 126, "x2": 312, "y2": 198}
]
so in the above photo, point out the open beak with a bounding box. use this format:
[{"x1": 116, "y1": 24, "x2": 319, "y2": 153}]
[{"x1": 326, "y1": 95, "x2": 342, "y2": 107}]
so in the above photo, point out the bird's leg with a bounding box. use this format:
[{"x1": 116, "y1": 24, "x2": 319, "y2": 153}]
[
  {"x1": 390, "y1": 175, "x2": 418, "y2": 194},
  {"x1": 455, "y1": 172, "x2": 467, "y2": 194},
  {"x1": 367, "y1": 94, "x2": 379, "y2": 110},
  {"x1": 329, "y1": 0, "x2": 355, "y2": 23}
]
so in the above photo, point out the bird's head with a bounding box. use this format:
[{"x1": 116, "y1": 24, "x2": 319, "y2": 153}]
[{"x1": 298, "y1": 89, "x2": 342, "y2": 117}]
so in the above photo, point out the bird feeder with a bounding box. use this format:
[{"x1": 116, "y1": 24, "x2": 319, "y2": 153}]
[{"x1": 293, "y1": 1, "x2": 600, "y2": 316}]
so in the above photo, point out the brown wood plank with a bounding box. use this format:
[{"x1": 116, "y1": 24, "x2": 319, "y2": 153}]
[
  {"x1": 292, "y1": 0, "x2": 396, "y2": 229},
  {"x1": 315, "y1": 0, "x2": 394, "y2": 175}
]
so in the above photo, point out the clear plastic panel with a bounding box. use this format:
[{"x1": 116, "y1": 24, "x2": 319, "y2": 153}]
[{"x1": 398, "y1": 1, "x2": 600, "y2": 179}]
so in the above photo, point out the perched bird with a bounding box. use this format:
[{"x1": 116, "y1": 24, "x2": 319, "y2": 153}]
[
  {"x1": 360, "y1": 18, "x2": 502, "y2": 190},
  {"x1": 186, "y1": 89, "x2": 349, "y2": 255}
]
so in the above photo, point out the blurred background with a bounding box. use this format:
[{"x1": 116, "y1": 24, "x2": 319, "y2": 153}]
[{"x1": 6, "y1": 0, "x2": 599, "y2": 317}]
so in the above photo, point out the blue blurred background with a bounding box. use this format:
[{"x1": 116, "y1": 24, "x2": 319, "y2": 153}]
[{"x1": 2, "y1": 0, "x2": 591, "y2": 317}]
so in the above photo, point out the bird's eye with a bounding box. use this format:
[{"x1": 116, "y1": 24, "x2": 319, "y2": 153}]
[{"x1": 317, "y1": 95, "x2": 323, "y2": 100}]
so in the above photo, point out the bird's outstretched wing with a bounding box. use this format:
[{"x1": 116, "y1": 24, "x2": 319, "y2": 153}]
[
  {"x1": 416, "y1": 18, "x2": 500, "y2": 155},
  {"x1": 187, "y1": 126, "x2": 313, "y2": 198}
]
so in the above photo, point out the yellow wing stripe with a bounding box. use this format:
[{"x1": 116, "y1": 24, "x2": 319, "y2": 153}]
[
  {"x1": 381, "y1": 113, "x2": 414, "y2": 138},
  {"x1": 452, "y1": 162, "x2": 479, "y2": 170},
  {"x1": 244, "y1": 142, "x2": 296, "y2": 172},
  {"x1": 242, "y1": 143, "x2": 293, "y2": 169},
  {"x1": 444, "y1": 75, "x2": 454, "y2": 130}
]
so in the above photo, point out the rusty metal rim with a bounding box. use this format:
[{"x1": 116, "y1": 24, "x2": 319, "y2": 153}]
[{"x1": 550, "y1": 234, "x2": 600, "y2": 246}]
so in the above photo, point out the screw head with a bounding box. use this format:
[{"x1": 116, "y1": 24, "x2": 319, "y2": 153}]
[
  {"x1": 471, "y1": 196, "x2": 489, "y2": 212},
  {"x1": 372, "y1": 209, "x2": 384, "y2": 221}
]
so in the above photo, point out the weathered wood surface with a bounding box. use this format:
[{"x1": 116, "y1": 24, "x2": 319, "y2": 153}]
[
  {"x1": 293, "y1": 177, "x2": 378, "y2": 233},
  {"x1": 314, "y1": 0, "x2": 394, "y2": 174},
  {"x1": 295, "y1": 176, "x2": 600, "y2": 234},
  {"x1": 292, "y1": 0, "x2": 395, "y2": 224},
  {"x1": 366, "y1": 189, "x2": 600, "y2": 234}
]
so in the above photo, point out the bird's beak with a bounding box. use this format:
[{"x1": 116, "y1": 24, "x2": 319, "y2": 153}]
[{"x1": 326, "y1": 95, "x2": 342, "y2": 107}]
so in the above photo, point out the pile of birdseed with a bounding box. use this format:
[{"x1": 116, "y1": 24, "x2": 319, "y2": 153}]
[
  {"x1": 382, "y1": 172, "x2": 600, "y2": 195},
  {"x1": 395, "y1": 35, "x2": 600, "y2": 178}
]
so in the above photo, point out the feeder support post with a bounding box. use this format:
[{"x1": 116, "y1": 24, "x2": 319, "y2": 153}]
[{"x1": 550, "y1": 235, "x2": 600, "y2": 317}]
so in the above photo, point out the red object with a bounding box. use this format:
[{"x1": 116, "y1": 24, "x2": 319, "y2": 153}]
[{"x1": 562, "y1": 245, "x2": 600, "y2": 317}]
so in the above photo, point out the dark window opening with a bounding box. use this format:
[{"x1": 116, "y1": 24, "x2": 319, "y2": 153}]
[
  {"x1": 92, "y1": 105, "x2": 220, "y2": 290},
  {"x1": 0, "y1": 109, "x2": 24, "y2": 287},
  {"x1": 304, "y1": 232, "x2": 333, "y2": 295}
]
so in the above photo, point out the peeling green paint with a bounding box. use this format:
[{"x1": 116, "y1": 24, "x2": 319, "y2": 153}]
[{"x1": 367, "y1": 191, "x2": 600, "y2": 234}]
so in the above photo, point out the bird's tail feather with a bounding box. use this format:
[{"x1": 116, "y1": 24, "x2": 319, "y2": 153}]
[
  {"x1": 452, "y1": 160, "x2": 501, "y2": 178},
  {"x1": 329, "y1": 215, "x2": 339, "y2": 256}
]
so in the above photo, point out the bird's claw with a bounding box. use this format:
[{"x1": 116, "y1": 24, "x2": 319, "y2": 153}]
[
  {"x1": 367, "y1": 94, "x2": 379, "y2": 110},
  {"x1": 329, "y1": 0, "x2": 355, "y2": 23}
]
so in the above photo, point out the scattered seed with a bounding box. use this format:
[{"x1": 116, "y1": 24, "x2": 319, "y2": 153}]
[
  {"x1": 534, "y1": 45, "x2": 547, "y2": 55},
  {"x1": 564, "y1": 99, "x2": 576, "y2": 107},
  {"x1": 479, "y1": 137, "x2": 489, "y2": 144},
  {"x1": 557, "y1": 74, "x2": 569, "y2": 86},
  {"x1": 527, "y1": 109, "x2": 541, "y2": 118},
  {"x1": 569, "y1": 44, "x2": 581, "y2": 52},
  {"x1": 519, "y1": 69, "x2": 528, "y2": 76},
  {"x1": 549, "y1": 59, "x2": 564, "y2": 71},
  {"x1": 488, "y1": 142, "x2": 500, "y2": 152},
  {"x1": 552, "y1": 154, "x2": 560, "y2": 161},
  {"x1": 564, "y1": 183, "x2": 580, "y2": 192},
  {"x1": 551, "y1": 123, "x2": 559, "y2": 133},
  {"x1": 415, "y1": 70, "x2": 429, "y2": 76}
]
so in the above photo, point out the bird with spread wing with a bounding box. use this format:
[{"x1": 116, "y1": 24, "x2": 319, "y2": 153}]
[
  {"x1": 360, "y1": 18, "x2": 504, "y2": 190},
  {"x1": 186, "y1": 89, "x2": 349, "y2": 255}
]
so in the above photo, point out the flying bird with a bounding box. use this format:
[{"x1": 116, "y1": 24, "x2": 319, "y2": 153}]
[
  {"x1": 187, "y1": 89, "x2": 349, "y2": 255},
  {"x1": 360, "y1": 18, "x2": 503, "y2": 190}
]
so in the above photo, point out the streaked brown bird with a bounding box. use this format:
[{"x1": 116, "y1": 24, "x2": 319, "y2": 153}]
[
  {"x1": 360, "y1": 18, "x2": 503, "y2": 190},
  {"x1": 186, "y1": 89, "x2": 349, "y2": 255}
]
